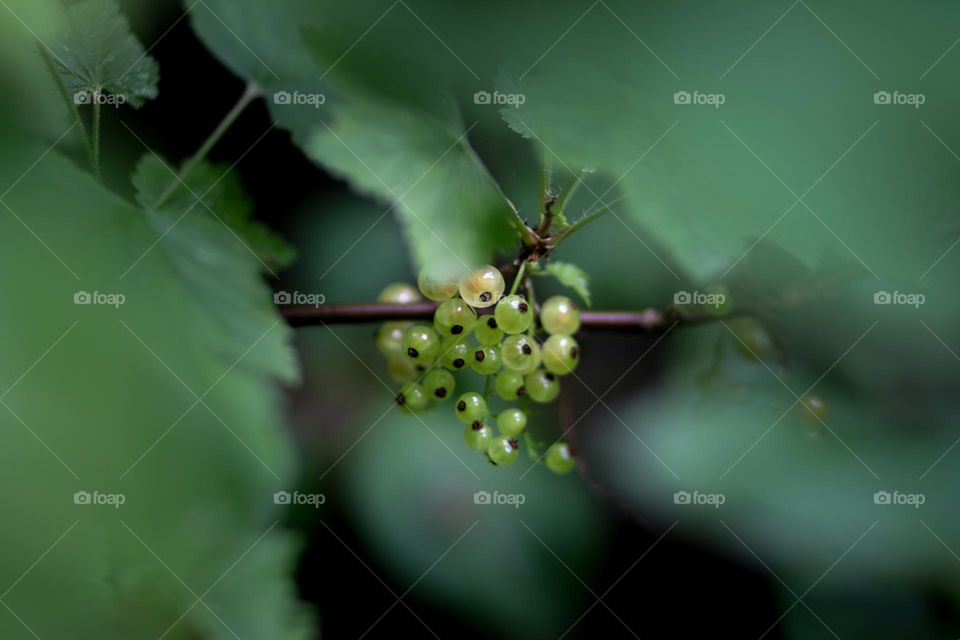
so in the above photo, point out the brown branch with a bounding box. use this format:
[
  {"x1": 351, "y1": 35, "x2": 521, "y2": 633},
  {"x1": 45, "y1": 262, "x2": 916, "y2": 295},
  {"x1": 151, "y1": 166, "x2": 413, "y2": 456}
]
[{"x1": 279, "y1": 302, "x2": 717, "y2": 331}]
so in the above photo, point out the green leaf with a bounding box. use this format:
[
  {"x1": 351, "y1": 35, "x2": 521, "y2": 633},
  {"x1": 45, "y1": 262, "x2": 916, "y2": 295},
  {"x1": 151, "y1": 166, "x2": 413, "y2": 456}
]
[
  {"x1": 186, "y1": 0, "x2": 322, "y2": 86},
  {"x1": 0, "y1": 142, "x2": 308, "y2": 638},
  {"x1": 49, "y1": 0, "x2": 159, "y2": 107},
  {"x1": 132, "y1": 153, "x2": 297, "y2": 272},
  {"x1": 304, "y1": 99, "x2": 519, "y2": 278},
  {"x1": 543, "y1": 260, "x2": 591, "y2": 306}
]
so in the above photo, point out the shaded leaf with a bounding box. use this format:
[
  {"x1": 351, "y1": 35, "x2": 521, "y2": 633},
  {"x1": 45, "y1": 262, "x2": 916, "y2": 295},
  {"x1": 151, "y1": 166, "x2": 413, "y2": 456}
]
[{"x1": 50, "y1": 0, "x2": 159, "y2": 107}]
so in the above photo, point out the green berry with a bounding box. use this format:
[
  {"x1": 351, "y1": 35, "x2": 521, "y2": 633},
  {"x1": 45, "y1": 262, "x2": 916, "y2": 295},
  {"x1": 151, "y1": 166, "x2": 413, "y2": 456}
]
[
  {"x1": 386, "y1": 357, "x2": 418, "y2": 383},
  {"x1": 494, "y1": 370, "x2": 525, "y2": 400},
  {"x1": 501, "y1": 334, "x2": 541, "y2": 374},
  {"x1": 396, "y1": 382, "x2": 430, "y2": 413},
  {"x1": 375, "y1": 321, "x2": 409, "y2": 359},
  {"x1": 422, "y1": 369, "x2": 455, "y2": 400},
  {"x1": 727, "y1": 317, "x2": 774, "y2": 362},
  {"x1": 459, "y1": 265, "x2": 505, "y2": 308},
  {"x1": 470, "y1": 346, "x2": 502, "y2": 375},
  {"x1": 378, "y1": 282, "x2": 421, "y2": 304},
  {"x1": 545, "y1": 442, "x2": 576, "y2": 474},
  {"x1": 455, "y1": 392, "x2": 487, "y2": 424},
  {"x1": 474, "y1": 316, "x2": 504, "y2": 346},
  {"x1": 464, "y1": 421, "x2": 494, "y2": 450},
  {"x1": 417, "y1": 269, "x2": 458, "y2": 301},
  {"x1": 541, "y1": 334, "x2": 579, "y2": 376},
  {"x1": 433, "y1": 299, "x2": 477, "y2": 337},
  {"x1": 497, "y1": 408, "x2": 527, "y2": 438},
  {"x1": 541, "y1": 295, "x2": 580, "y2": 335},
  {"x1": 524, "y1": 369, "x2": 560, "y2": 403},
  {"x1": 494, "y1": 295, "x2": 533, "y2": 334},
  {"x1": 439, "y1": 337, "x2": 470, "y2": 371},
  {"x1": 487, "y1": 435, "x2": 520, "y2": 466},
  {"x1": 403, "y1": 325, "x2": 440, "y2": 364}
]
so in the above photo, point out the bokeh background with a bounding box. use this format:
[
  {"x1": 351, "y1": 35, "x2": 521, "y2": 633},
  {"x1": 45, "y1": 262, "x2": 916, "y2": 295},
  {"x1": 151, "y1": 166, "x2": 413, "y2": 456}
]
[{"x1": 3, "y1": 0, "x2": 960, "y2": 638}]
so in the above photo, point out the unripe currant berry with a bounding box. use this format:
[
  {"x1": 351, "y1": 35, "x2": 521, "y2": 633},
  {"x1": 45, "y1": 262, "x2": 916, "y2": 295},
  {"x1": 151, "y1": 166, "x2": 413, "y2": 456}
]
[
  {"x1": 474, "y1": 316, "x2": 504, "y2": 346},
  {"x1": 540, "y1": 295, "x2": 580, "y2": 335},
  {"x1": 497, "y1": 408, "x2": 527, "y2": 438},
  {"x1": 417, "y1": 268, "x2": 459, "y2": 301},
  {"x1": 375, "y1": 322, "x2": 409, "y2": 359},
  {"x1": 385, "y1": 357, "x2": 418, "y2": 383},
  {"x1": 494, "y1": 369, "x2": 525, "y2": 400},
  {"x1": 541, "y1": 334, "x2": 579, "y2": 375},
  {"x1": 524, "y1": 369, "x2": 560, "y2": 403},
  {"x1": 377, "y1": 282, "x2": 421, "y2": 304},
  {"x1": 501, "y1": 334, "x2": 541, "y2": 374},
  {"x1": 545, "y1": 442, "x2": 576, "y2": 474},
  {"x1": 439, "y1": 337, "x2": 470, "y2": 371},
  {"x1": 395, "y1": 382, "x2": 430, "y2": 413},
  {"x1": 487, "y1": 435, "x2": 520, "y2": 466},
  {"x1": 494, "y1": 295, "x2": 533, "y2": 334},
  {"x1": 403, "y1": 325, "x2": 440, "y2": 365},
  {"x1": 434, "y1": 298, "x2": 477, "y2": 337},
  {"x1": 422, "y1": 369, "x2": 455, "y2": 399},
  {"x1": 459, "y1": 265, "x2": 505, "y2": 308},
  {"x1": 455, "y1": 392, "x2": 487, "y2": 424},
  {"x1": 464, "y1": 421, "x2": 494, "y2": 450},
  {"x1": 470, "y1": 346, "x2": 502, "y2": 375}
]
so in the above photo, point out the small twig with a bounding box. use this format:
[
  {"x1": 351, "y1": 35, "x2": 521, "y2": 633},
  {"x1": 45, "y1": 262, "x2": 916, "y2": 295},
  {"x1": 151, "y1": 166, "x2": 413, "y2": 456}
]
[
  {"x1": 550, "y1": 195, "x2": 627, "y2": 246},
  {"x1": 152, "y1": 81, "x2": 261, "y2": 209},
  {"x1": 279, "y1": 302, "x2": 717, "y2": 331}
]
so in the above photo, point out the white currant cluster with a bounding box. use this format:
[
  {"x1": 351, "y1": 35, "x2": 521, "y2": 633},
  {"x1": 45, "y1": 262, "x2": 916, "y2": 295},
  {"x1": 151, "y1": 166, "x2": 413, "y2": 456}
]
[{"x1": 374, "y1": 265, "x2": 579, "y2": 473}]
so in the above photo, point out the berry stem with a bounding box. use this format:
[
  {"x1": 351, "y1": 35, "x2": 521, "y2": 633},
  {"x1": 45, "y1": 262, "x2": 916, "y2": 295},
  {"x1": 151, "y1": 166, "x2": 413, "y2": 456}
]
[
  {"x1": 549, "y1": 195, "x2": 626, "y2": 246},
  {"x1": 508, "y1": 261, "x2": 528, "y2": 297},
  {"x1": 151, "y1": 81, "x2": 261, "y2": 209},
  {"x1": 280, "y1": 302, "x2": 718, "y2": 331}
]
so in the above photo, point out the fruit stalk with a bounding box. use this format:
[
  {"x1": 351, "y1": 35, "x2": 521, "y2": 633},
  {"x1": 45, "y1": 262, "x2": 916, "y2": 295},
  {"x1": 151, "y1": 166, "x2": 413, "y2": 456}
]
[{"x1": 279, "y1": 302, "x2": 715, "y2": 331}]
